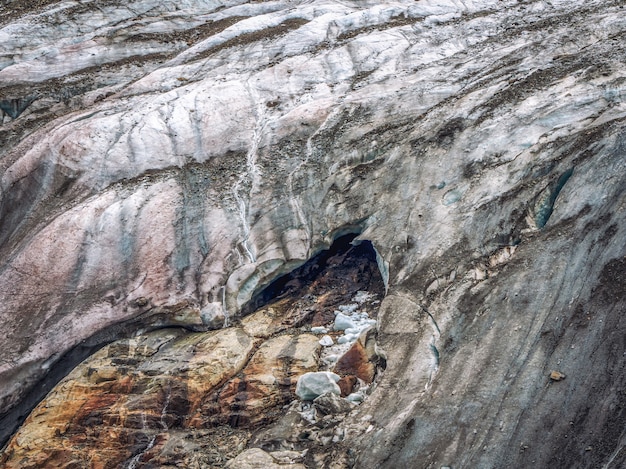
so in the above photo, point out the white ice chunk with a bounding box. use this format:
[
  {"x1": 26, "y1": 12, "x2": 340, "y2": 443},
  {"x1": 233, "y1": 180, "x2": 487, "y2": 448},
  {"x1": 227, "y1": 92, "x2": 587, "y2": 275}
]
[
  {"x1": 334, "y1": 312, "x2": 356, "y2": 331},
  {"x1": 299, "y1": 404, "x2": 317, "y2": 424},
  {"x1": 319, "y1": 335, "x2": 334, "y2": 346},
  {"x1": 353, "y1": 291, "x2": 374, "y2": 303},
  {"x1": 338, "y1": 303, "x2": 358, "y2": 313},
  {"x1": 323, "y1": 354, "x2": 339, "y2": 364},
  {"x1": 311, "y1": 326, "x2": 328, "y2": 334},
  {"x1": 296, "y1": 372, "x2": 341, "y2": 401},
  {"x1": 346, "y1": 392, "x2": 364, "y2": 404}
]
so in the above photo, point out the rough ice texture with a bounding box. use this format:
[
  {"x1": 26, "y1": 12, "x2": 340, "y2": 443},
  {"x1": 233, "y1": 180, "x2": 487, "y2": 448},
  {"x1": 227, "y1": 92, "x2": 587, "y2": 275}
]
[
  {"x1": 319, "y1": 335, "x2": 334, "y2": 347},
  {"x1": 1, "y1": 0, "x2": 626, "y2": 467},
  {"x1": 296, "y1": 372, "x2": 342, "y2": 401},
  {"x1": 333, "y1": 313, "x2": 356, "y2": 331}
]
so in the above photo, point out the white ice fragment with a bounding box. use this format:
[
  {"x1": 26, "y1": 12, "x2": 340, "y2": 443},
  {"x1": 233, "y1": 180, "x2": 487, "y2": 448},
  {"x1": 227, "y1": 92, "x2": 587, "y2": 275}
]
[
  {"x1": 344, "y1": 327, "x2": 359, "y2": 335},
  {"x1": 338, "y1": 303, "x2": 358, "y2": 313},
  {"x1": 337, "y1": 335, "x2": 353, "y2": 344},
  {"x1": 353, "y1": 291, "x2": 373, "y2": 303},
  {"x1": 346, "y1": 392, "x2": 364, "y2": 404},
  {"x1": 311, "y1": 326, "x2": 328, "y2": 334},
  {"x1": 296, "y1": 372, "x2": 341, "y2": 401},
  {"x1": 299, "y1": 405, "x2": 317, "y2": 423},
  {"x1": 442, "y1": 188, "x2": 462, "y2": 206},
  {"x1": 319, "y1": 335, "x2": 334, "y2": 346},
  {"x1": 323, "y1": 354, "x2": 338, "y2": 364},
  {"x1": 334, "y1": 312, "x2": 356, "y2": 331}
]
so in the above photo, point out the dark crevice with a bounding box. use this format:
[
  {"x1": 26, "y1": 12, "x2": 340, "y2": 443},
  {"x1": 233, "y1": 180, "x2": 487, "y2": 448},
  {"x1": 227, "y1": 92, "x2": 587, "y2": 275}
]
[
  {"x1": 534, "y1": 167, "x2": 574, "y2": 229},
  {"x1": 0, "y1": 97, "x2": 37, "y2": 119},
  {"x1": 337, "y1": 14, "x2": 424, "y2": 42},
  {"x1": 126, "y1": 16, "x2": 249, "y2": 45},
  {"x1": 189, "y1": 17, "x2": 310, "y2": 63}
]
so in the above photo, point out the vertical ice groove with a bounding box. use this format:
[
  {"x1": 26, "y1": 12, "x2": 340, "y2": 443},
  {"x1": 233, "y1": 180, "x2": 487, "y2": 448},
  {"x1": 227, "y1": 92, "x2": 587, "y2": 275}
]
[
  {"x1": 231, "y1": 73, "x2": 269, "y2": 265},
  {"x1": 222, "y1": 285, "x2": 230, "y2": 327}
]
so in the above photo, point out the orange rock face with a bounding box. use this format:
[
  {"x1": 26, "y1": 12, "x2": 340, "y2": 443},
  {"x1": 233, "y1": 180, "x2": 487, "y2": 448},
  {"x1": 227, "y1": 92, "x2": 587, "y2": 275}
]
[
  {"x1": 195, "y1": 334, "x2": 320, "y2": 428},
  {"x1": 0, "y1": 236, "x2": 384, "y2": 468},
  {"x1": 334, "y1": 327, "x2": 380, "y2": 384},
  {"x1": 0, "y1": 328, "x2": 256, "y2": 468}
]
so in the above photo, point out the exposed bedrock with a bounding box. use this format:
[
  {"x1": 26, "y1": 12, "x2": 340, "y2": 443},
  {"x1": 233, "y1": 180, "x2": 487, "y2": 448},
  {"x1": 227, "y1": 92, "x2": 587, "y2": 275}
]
[
  {"x1": 1, "y1": 0, "x2": 626, "y2": 467},
  {"x1": 0, "y1": 235, "x2": 385, "y2": 468}
]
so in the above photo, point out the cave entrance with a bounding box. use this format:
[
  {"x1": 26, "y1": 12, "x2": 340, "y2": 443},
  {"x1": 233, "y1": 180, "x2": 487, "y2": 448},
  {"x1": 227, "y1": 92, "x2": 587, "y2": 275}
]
[{"x1": 242, "y1": 233, "x2": 385, "y2": 327}]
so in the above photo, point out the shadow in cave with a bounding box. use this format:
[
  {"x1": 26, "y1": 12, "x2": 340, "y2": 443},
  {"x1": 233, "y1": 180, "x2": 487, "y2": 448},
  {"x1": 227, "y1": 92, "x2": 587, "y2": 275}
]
[{"x1": 241, "y1": 233, "x2": 385, "y2": 326}]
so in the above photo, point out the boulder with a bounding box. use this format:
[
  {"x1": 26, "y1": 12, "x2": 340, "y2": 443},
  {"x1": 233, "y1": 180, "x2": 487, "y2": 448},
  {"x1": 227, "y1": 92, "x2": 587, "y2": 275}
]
[
  {"x1": 333, "y1": 313, "x2": 356, "y2": 331},
  {"x1": 295, "y1": 372, "x2": 342, "y2": 401},
  {"x1": 225, "y1": 448, "x2": 306, "y2": 469},
  {"x1": 313, "y1": 392, "x2": 354, "y2": 415}
]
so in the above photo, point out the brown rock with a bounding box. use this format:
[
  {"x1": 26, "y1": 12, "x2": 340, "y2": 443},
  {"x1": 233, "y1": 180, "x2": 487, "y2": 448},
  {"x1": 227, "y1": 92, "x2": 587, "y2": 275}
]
[
  {"x1": 549, "y1": 371, "x2": 566, "y2": 381},
  {"x1": 337, "y1": 375, "x2": 358, "y2": 397},
  {"x1": 334, "y1": 340, "x2": 375, "y2": 383},
  {"x1": 133, "y1": 297, "x2": 149, "y2": 307}
]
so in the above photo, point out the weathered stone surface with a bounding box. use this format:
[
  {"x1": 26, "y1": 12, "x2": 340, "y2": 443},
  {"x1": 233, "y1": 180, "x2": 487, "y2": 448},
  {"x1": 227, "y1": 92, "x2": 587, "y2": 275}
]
[
  {"x1": 1, "y1": 321, "x2": 317, "y2": 467},
  {"x1": 240, "y1": 301, "x2": 302, "y2": 339},
  {"x1": 1, "y1": 0, "x2": 626, "y2": 467},
  {"x1": 0, "y1": 240, "x2": 383, "y2": 466},
  {"x1": 202, "y1": 333, "x2": 321, "y2": 427},
  {"x1": 314, "y1": 392, "x2": 354, "y2": 415},
  {"x1": 0, "y1": 327, "x2": 256, "y2": 468},
  {"x1": 225, "y1": 447, "x2": 306, "y2": 469}
]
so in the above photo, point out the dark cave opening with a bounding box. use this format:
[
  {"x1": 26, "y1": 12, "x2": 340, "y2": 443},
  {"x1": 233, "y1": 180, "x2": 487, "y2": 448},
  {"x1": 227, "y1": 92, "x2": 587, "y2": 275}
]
[{"x1": 241, "y1": 233, "x2": 385, "y2": 318}]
